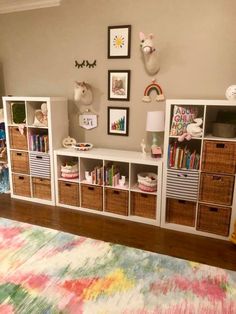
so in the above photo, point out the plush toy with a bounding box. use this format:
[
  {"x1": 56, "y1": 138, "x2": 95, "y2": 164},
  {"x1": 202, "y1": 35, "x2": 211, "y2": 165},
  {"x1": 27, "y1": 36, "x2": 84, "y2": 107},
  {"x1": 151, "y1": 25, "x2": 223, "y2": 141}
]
[
  {"x1": 225, "y1": 85, "x2": 236, "y2": 100},
  {"x1": 186, "y1": 118, "x2": 203, "y2": 137},
  {"x1": 33, "y1": 103, "x2": 48, "y2": 127},
  {"x1": 178, "y1": 118, "x2": 203, "y2": 142},
  {"x1": 139, "y1": 32, "x2": 160, "y2": 75}
]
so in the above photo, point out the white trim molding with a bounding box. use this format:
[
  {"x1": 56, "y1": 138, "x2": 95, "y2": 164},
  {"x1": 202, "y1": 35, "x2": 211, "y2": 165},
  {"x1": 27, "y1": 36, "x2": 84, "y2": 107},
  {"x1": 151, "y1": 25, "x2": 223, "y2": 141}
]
[{"x1": 0, "y1": 0, "x2": 62, "y2": 14}]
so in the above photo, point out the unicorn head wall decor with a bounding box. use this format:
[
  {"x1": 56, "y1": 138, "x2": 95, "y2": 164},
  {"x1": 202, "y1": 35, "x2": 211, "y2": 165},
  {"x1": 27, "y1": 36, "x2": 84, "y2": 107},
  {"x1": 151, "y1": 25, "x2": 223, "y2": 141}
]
[
  {"x1": 74, "y1": 81, "x2": 93, "y2": 106},
  {"x1": 139, "y1": 32, "x2": 160, "y2": 75}
]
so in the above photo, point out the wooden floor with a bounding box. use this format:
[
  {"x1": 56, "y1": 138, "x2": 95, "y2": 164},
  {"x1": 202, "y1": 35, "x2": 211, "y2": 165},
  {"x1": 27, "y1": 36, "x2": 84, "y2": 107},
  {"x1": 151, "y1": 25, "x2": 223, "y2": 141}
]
[{"x1": 0, "y1": 194, "x2": 235, "y2": 271}]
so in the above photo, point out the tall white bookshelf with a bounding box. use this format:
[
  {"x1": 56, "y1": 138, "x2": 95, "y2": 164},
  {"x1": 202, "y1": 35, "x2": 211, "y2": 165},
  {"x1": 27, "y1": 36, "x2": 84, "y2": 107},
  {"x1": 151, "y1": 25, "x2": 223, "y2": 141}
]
[
  {"x1": 162, "y1": 99, "x2": 236, "y2": 240},
  {"x1": 3, "y1": 96, "x2": 68, "y2": 205}
]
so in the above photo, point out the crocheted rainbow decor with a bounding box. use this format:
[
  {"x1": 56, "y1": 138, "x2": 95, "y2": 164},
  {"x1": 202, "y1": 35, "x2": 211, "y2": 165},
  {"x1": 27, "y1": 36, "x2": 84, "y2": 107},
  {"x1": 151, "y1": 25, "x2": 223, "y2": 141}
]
[{"x1": 142, "y1": 79, "x2": 165, "y2": 102}]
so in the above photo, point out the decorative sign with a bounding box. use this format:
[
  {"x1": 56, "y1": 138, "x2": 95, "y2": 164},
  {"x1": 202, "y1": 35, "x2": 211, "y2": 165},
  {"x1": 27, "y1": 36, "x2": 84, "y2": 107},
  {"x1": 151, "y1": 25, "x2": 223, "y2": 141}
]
[{"x1": 79, "y1": 114, "x2": 98, "y2": 130}]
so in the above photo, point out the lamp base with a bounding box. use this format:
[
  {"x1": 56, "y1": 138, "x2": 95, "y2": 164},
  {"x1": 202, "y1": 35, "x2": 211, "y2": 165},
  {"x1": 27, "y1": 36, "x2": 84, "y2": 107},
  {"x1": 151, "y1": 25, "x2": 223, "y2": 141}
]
[{"x1": 151, "y1": 145, "x2": 162, "y2": 158}]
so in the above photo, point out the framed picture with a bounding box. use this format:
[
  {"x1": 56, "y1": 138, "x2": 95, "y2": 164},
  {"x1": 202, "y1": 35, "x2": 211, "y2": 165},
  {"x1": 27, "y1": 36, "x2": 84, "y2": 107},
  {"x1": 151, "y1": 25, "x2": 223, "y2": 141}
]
[
  {"x1": 107, "y1": 106, "x2": 129, "y2": 136},
  {"x1": 108, "y1": 25, "x2": 131, "y2": 58},
  {"x1": 108, "y1": 70, "x2": 130, "y2": 101}
]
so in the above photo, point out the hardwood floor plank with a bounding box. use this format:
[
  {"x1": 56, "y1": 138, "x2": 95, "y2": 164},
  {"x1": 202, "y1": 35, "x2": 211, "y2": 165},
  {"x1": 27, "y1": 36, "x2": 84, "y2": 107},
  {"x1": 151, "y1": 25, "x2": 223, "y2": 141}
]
[{"x1": 0, "y1": 194, "x2": 235, "y2": 271}]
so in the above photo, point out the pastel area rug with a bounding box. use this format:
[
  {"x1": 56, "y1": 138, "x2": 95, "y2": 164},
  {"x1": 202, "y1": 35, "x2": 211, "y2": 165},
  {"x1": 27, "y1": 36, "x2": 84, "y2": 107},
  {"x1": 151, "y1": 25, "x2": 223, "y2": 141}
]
[{"x1": 0, "y1": 218, "x2": 235, "y2": 314}]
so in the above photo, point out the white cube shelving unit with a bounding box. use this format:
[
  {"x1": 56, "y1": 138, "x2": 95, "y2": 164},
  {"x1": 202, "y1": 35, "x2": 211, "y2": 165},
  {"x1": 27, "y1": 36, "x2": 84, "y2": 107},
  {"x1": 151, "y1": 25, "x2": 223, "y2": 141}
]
[
  {"x1": 162, "y1": 99, "x2": 236, "y2": 240},
  {"x1": 54, "y1": 148, "x2": 163, "y2": 226},
  {"x1": 3, "y1": 96, "x2": 68, "y2": 205}
]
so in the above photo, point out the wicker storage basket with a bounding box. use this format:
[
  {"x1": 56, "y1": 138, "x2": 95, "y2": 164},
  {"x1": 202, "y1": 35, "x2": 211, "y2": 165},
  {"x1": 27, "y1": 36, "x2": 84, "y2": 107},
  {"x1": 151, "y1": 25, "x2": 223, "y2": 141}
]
[
  {"x1": 12, "y1": 174, "x2": 31, "y2": 197},
  {"x1": 105, "y1": 188, "x2": 128, "y2": 216},
  {"x1": 32, "y1": 177, "x2": 51, "y2": 200},
  {"x1": 201, "y1": 141, "x2": 236, "y2": 174},
  {"x1": 197, "y1": 204, "x2": 231, "y2": 236},
  {"x1": 130, "y1": 192, "x2": 156, "y2": 219},
  {"x1": 10, "y1": 151, "x2": 29, "y2": 174},
  {"x1": 199, "y1": 173, "x2": 234, "y2": 206},
  {"x1": 9, "y1": 126, "x2": 28, "y2": 150},
  {"x1": 59, "y1": 181, "x2": 79, "y2": 206},
  {"x1": 81, "y1": 184, "x2": 103, "y2": 211},
  {"x1": 166, "y1": 198, "x2": 196, "y2": 226}
]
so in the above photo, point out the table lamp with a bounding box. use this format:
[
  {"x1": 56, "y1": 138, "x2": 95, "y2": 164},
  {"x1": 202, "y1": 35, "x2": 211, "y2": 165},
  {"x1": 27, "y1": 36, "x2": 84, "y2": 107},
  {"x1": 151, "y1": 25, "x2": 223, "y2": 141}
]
[{"x1": 146, "y1": 111, "x2": 165, "y2": 158}]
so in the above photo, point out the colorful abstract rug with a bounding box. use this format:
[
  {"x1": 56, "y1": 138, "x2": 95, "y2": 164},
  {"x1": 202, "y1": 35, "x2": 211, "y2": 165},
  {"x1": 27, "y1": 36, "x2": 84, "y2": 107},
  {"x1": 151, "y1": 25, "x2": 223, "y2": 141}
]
[{"x1": 0, "y1": 218, "x2": 235, "y2": 314}]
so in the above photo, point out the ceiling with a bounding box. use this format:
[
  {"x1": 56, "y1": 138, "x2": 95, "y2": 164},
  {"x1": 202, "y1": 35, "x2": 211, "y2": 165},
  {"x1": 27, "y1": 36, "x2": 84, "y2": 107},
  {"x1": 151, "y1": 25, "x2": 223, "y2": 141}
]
[{"x1": 0, "y1": 0, "x2": 62, "y2": 14}]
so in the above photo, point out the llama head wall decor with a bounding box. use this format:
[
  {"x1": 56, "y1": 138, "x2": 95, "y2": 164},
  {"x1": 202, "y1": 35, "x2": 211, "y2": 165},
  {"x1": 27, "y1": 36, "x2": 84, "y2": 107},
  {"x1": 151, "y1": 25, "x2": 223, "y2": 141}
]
[
  {"x1": 74, "y1": 81, "x2": 93, "y2": 106},
  {"x1": 139, "y1": 32, "x2": 160, "y2": 75}
]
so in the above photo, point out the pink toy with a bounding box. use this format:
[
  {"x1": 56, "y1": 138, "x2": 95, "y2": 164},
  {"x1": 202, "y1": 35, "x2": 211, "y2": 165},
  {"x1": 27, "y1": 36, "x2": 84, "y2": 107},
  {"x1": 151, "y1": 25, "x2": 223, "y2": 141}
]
[{"x1": 178, "y1": 133, "x2": 192, "y2": 142}]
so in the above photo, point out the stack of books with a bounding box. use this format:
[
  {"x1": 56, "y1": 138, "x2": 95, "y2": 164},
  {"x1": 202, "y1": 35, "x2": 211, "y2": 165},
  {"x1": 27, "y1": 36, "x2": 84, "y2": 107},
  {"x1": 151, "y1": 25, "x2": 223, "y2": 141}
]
[
  {"x1": 29, "y1": 134, "x2": 49, "y2": 153},
  {"x1": 168, "y1": 142, "x2": 200, "y2": 170}
]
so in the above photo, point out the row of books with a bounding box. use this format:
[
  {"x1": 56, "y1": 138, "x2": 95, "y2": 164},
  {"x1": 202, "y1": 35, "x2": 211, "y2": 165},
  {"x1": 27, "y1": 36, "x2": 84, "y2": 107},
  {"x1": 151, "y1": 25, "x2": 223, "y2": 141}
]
[
  {"x1": 90, "y1": 166, "x2": 103, "y2": 185},
  {"x1": 29, "y1": 134, "x2": 49, "y2": 153},
  {"x1": 168, "y1": 142, "x2": 200, "y2": 170},
  {"x1": 104, "y1": 164, "x2": 122, "y2": 187},
  {"x1": 87, "y1": 165, "x2": 123, "y2": 186}
]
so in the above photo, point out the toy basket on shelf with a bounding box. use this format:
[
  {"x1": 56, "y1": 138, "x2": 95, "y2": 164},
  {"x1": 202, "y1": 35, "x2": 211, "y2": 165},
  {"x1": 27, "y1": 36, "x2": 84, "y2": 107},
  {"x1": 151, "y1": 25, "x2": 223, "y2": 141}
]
[
  {"x1": 61, "y1": 163, "x2": 79, "y2": 179},
  {"x1": 137, "y1": 172, "x2": 157, "y2": 192}
]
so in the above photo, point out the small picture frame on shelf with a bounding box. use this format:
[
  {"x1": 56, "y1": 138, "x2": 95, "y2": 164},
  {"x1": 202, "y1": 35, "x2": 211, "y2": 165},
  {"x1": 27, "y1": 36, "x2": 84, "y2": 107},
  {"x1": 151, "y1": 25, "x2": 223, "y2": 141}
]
[
  {"x1": 107, "y1": 106, "x2": 129, "y2": 136},
  {"x1": 108, "y1": 70, "x2": 130, "y2": 101},
  {"x1": 11, "y1": 102, "x2": 26, "y2": 124},
  {"x1": 108, "y1": 25, "x2": 131, "y2": 58}
]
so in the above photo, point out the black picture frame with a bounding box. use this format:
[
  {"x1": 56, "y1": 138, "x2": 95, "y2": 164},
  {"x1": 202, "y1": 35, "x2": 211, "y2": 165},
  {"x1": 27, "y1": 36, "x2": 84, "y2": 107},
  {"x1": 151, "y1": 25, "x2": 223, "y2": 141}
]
[
  {"x1": 107, "y1": 106, "x2": 129, "y2": 136},
  {"x1": 108, "y1": 25, "x2": 131, "y2": 59},
  {"x1": 108, "y1": 70, "x2": 130, "y2": 101}
]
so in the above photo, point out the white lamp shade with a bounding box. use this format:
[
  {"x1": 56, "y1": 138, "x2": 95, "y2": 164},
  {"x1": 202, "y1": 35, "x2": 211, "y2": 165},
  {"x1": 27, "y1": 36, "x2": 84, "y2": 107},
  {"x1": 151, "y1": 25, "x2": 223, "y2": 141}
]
[{"x1": 146, "y1": 111, "x2": 165, "y2": 132}]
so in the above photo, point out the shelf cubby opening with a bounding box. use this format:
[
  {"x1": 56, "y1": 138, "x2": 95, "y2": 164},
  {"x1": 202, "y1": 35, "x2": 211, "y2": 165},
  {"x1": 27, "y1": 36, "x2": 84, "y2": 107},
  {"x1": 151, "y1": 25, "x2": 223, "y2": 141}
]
[
  {"x1": 104, "y1": 160, "x2": 129, "y2": 189},
  {"x1": 28, "y1": 127, "x2": 49, "y2": 153},
  {"x1": 80, "y1": 158, "x2": 103, "y2": 185},
  {"x1": 57, "y1": 155, "x2": 79, "y2": 182},
  {"x1": 204, "y1": 105, "x2": 236, "y2": 140},
  {"x1": 130, "y1": 163, "x2": 158, "y2": 194},
  {"x1": 169, "y1": 104, "x2": 204, "y2": 137},
  {"x1": 168, "y1": 138, "x2": 201, "y2": 171},
  {"x1": 7, "y1": 101, "x2": 26, "y2": 125},
  {"x1": 26, "y1": 101, "x2": 48, "y2": 127}
]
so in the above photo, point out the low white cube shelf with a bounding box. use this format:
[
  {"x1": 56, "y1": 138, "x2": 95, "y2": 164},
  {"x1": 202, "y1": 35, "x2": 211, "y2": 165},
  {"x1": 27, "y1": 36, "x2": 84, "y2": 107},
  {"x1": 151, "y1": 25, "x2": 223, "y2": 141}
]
[{"x1": 54, "y1": 148, "x2": 163, "y2": 226}]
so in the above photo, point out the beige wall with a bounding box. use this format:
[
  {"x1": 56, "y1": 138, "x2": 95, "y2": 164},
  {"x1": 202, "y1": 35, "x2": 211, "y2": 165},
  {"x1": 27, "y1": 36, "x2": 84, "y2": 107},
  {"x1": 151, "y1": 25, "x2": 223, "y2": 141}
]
[{"x1": 0, "y1": 0, "x2": 236, "y2": 151}]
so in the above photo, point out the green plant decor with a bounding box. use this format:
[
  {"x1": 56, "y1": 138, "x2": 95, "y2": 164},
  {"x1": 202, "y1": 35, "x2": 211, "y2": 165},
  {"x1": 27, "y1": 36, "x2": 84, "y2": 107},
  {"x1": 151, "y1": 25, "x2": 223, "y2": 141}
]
[{"x1": 11, "y1": 103, "x2": 26, "y2": 124}]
